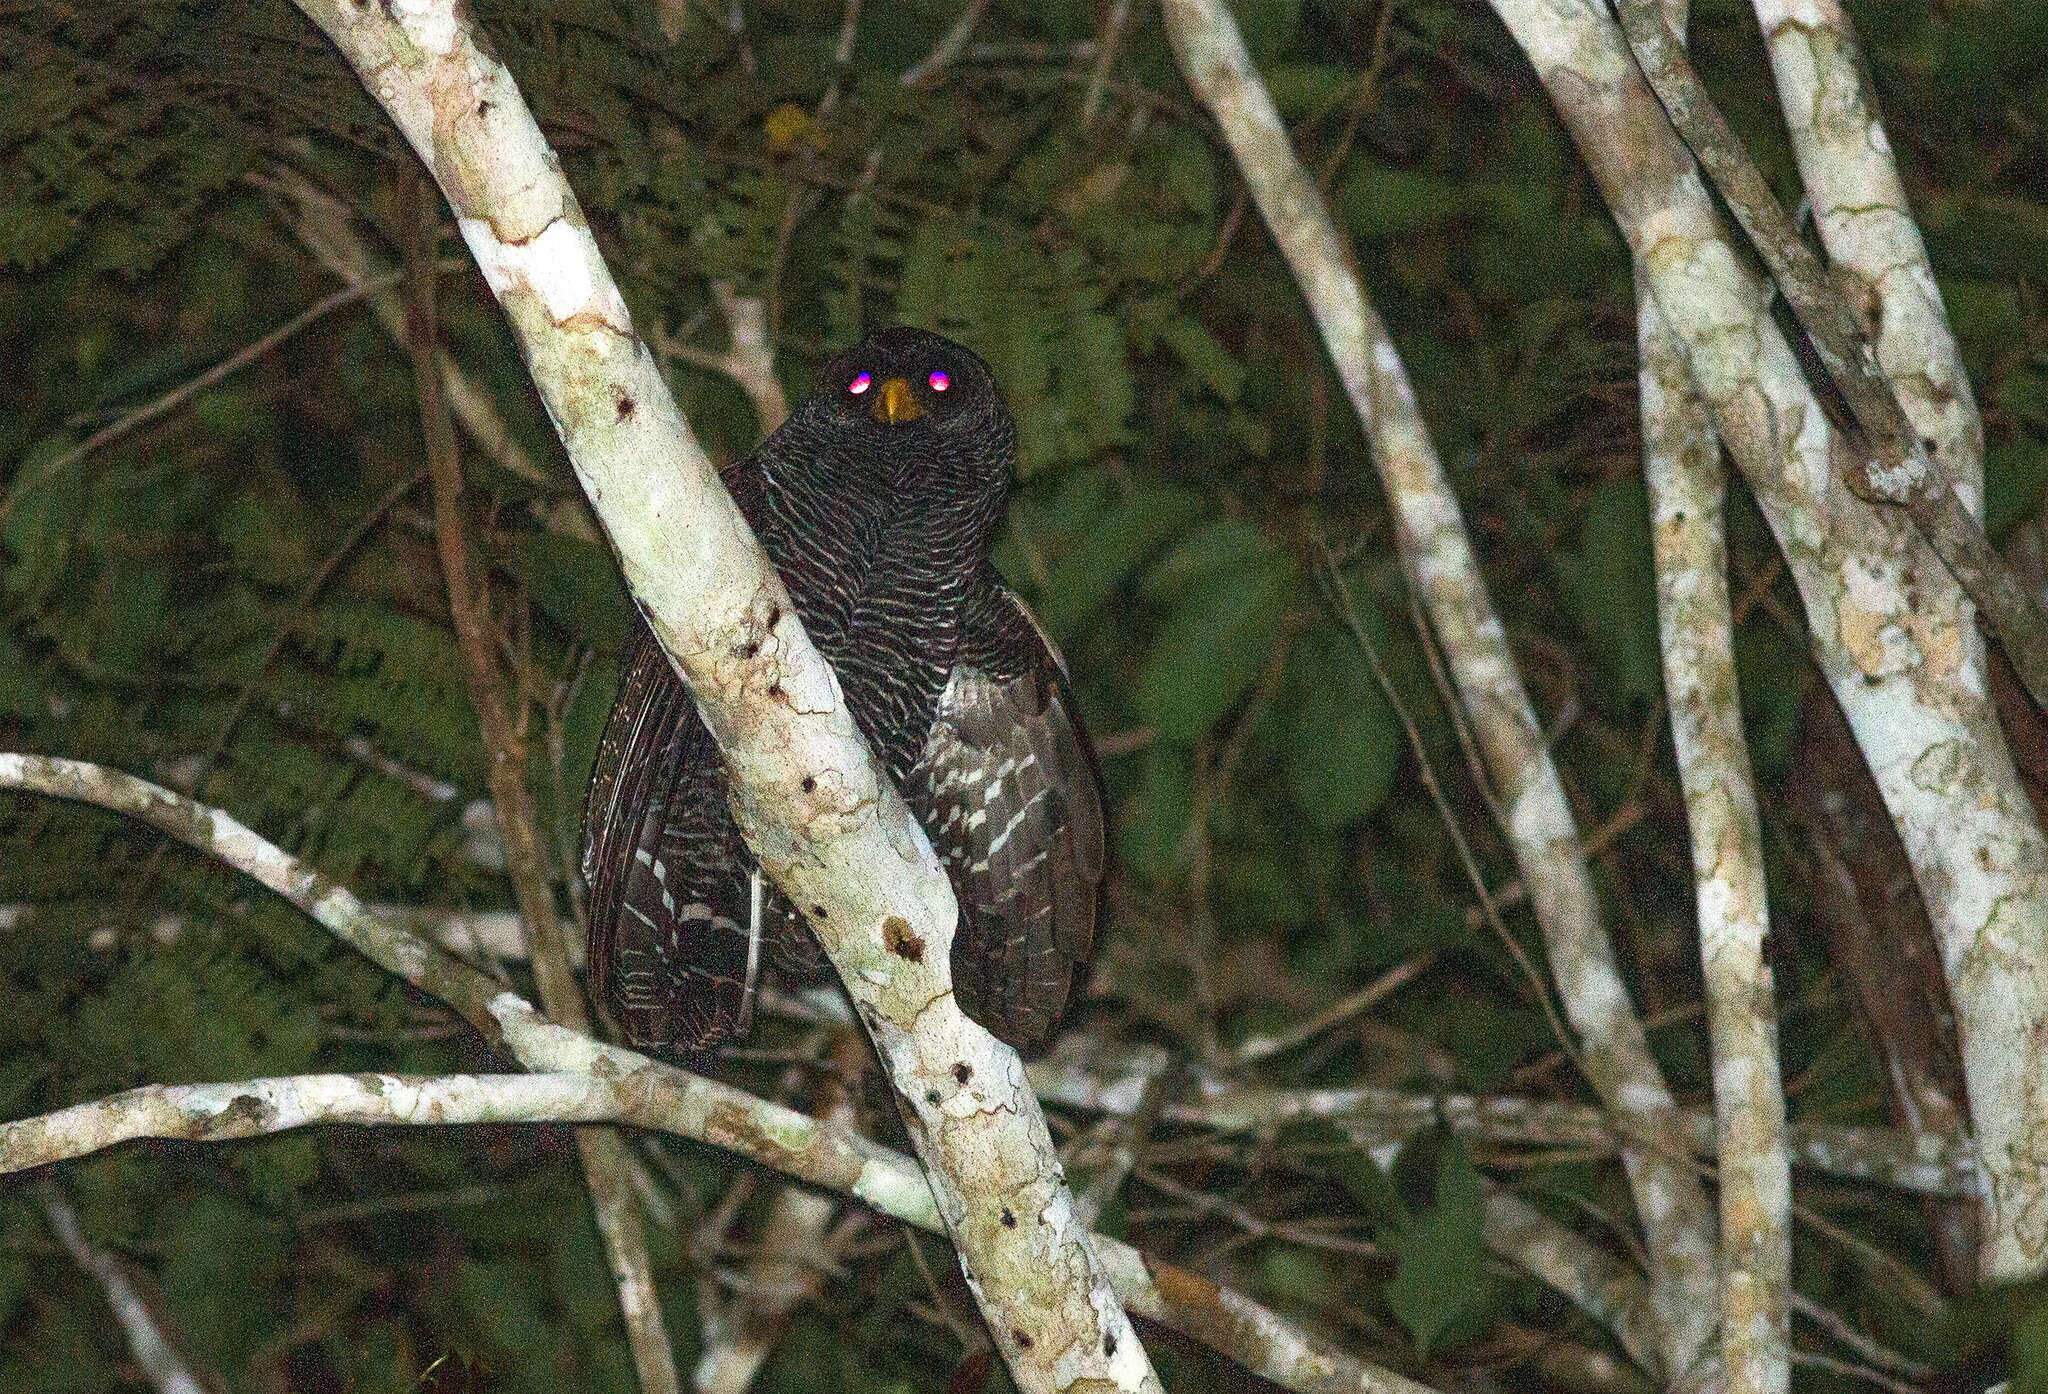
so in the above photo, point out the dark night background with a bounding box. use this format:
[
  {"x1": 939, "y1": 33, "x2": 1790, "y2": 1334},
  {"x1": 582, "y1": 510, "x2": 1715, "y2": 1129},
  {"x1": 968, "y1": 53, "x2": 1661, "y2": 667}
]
[{"x1": 4, "y1": 1, "x2": 2048, "y2": 1389}]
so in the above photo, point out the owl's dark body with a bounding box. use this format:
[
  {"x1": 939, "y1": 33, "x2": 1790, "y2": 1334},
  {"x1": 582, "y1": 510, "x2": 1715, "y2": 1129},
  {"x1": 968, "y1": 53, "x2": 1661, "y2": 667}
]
[{"x1": 583, "y1": 327, "x2": 1104, "y2": 1057}]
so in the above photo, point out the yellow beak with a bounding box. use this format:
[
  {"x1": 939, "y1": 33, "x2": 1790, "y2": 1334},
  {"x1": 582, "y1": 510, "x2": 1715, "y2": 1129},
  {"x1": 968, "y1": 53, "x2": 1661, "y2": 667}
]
[{"x1": 870, "y1": 376, "x2": 922, "y2": 425}]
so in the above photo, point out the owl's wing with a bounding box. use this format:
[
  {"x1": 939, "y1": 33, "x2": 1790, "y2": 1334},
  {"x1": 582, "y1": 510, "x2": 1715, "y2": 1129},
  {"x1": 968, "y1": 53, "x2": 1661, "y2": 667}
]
[
  {"x1": 581, "y1": 455, "x2": 789, "y2": 1053},
  {"x1": 582, "y1": 621, "x2": 762, "y2": 1054},
  {"x1": 906, "y1": 572, "x2": 1105, "y2": 1055}
]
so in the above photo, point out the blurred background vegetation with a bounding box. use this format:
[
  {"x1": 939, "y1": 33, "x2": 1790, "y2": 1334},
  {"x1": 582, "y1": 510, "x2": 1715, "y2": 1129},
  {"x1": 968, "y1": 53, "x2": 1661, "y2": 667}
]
[{"x1": 4, "y1": 0, "x2": 2048, "y2": 1390}]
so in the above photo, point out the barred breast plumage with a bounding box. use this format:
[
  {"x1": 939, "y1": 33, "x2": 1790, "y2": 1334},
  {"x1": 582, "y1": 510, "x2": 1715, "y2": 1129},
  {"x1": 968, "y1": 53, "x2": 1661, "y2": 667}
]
[{"x1": 582, "y1": 327, "x2": 1104, "y2": 1057}]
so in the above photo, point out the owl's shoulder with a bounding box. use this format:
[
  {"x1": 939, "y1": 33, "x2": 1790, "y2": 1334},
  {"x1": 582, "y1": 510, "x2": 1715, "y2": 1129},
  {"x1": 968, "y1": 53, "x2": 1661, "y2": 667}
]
[{"x1": 960, "y1": 566, "x2": 1071, "y2": 688}]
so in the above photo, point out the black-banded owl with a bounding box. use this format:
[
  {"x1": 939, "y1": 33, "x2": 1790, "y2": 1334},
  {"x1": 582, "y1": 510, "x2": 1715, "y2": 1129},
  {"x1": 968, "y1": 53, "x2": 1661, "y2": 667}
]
[{"x1": 582, "y1": 327, "x2": 1104, "y2": 1057}]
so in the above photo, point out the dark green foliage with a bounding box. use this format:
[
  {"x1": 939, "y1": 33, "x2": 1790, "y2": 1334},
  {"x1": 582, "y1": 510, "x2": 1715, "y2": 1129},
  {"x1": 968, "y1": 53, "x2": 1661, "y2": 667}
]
[
  {"x1": 1383, "y1": 1139, "x2": 1492, "y2": 1358},
  {"x1": 3, "y1": 0, "x2": 2044, "y2": 1389},
  {"x1": 1554, "y1": 477, "x2": 1661, "y2": 706}
]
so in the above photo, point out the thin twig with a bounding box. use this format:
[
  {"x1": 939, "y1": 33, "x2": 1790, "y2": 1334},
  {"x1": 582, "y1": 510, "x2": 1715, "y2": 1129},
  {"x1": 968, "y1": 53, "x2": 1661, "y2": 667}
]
[
  {"x1": 1315, "y1": 543, "x2": 1582, "y2": 1078},
  {"x1": 187, "y1": 467, "x2": 429, "y2": 795},
  {"x1": 401, "y1": 175, "x2": 680, "y2": 1394},
  {"x1": 900, "y1": 0, "x2": 992, "y2": 87},
  {"x1": 1079, "y1": 0, "x2": 1133, "y2": 128},
  {"x1": 1234, "y1": 953, "x2": 1435, "y2": 1065},
  {"x1": 43, "y1": 1186, "x2": 210, "y2": 1394},
  {"x1": 4, "y1": 270, "x2": 403, "y2": 529}
]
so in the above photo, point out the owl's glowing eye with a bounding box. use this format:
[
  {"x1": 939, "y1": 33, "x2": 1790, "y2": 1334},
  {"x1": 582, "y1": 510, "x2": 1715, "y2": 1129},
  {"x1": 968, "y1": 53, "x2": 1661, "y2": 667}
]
[
  {"x1": 848, "y1": 371, "x2": 872, "y2": 395},
  {"x1": 928, "y1": 370, "x2": 951, "y2": 392}
]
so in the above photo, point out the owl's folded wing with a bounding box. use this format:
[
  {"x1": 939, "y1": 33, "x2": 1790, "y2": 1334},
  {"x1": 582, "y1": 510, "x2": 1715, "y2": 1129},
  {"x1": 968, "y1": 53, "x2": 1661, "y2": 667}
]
[
  {"x1": 907, "y1": 581, "x2": 1105, "y2": 1054},
  {"x1": 583, "y1": 622, "x2": 756, "y2": 1053}
]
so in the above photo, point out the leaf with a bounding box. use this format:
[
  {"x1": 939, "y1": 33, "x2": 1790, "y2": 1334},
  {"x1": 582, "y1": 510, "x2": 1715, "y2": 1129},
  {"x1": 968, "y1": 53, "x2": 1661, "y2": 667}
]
[
  {"x1": 1326, "y1": 1140, "x2": 1408, "y2": 1232},
  {"x1": 0, "y1": 1253, "x2": 26, "y2": 1335},
  {"x1": 1063, "y1": 310, "x2": 1135, "y2": 451},
  {"x1": 0, "y1": 627, "x2": 41, "y2": 721},
  {"x1": 1118, "y1": 745, "x2": 1194, "y2": 884},
  {"x1": 160, "y1": 1191, "x2": 284, "y2": 1366},
  {"x1": 1135, "y1": 538, "x2": 1295, "y2": 743},
  {"x1": 1263, "y1": 63, "x2": 1354, "y2": 118},
  {"x1": 510, "y1": 532, "x2": 632, "y2": 653},
  {"x1": 2000, "y1": 366, "x2": 2048, "y2": 428},
  {"x1": 458, "y1": 1256, "x2": 555, "y2": 1357},
  {"x1": 1158, "y1": 314, "x2": 1244, "y2": 403},
  {"x1": 1989, "y1": 439, "x2": 2048, "y2": 541},
  {"x1": 1035, "y1": 483, "x2": 1204, "y2": 637},
  {"x1": 1140, "y1": 518, "x2": 1273, "y2": 602},
  {"x1": 1384, "y1": 1139, "x2": 1491, "y2": 1359},
  {"x1": 1341, "y1": 162, "x2": 1471, "y2": 240},
  {"x1": 2, "y1": 442, "x2": 84, "y2": 609},
  {"x1": 1285, "y1": 618, "x2": 1401, "y2": 828},
  {"x1": 1553, "y1": 476, "x2": 1661, "y2": 706}
]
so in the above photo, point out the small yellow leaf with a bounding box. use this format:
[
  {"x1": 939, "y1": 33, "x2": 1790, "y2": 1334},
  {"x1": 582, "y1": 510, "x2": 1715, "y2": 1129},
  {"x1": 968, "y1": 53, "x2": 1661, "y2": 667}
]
[{"x1": 765, "y1": 103, "x2": 813, "y2": 155}]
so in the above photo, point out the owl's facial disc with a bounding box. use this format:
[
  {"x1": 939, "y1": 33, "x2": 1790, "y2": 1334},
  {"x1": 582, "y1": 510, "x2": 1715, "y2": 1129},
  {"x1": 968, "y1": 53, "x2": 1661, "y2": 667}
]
[{"x1": 869, "y1": 376, "x2": 923, "y2": 426}]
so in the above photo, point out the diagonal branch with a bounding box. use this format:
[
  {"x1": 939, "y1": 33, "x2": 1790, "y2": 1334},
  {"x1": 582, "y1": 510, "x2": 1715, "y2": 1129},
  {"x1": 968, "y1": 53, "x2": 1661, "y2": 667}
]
[
  {"x1": 256, "y1": 166, "x2": 556, "y2": 490},
  {"x1": 400, "y1": 174, "x2": 679, "y2": 1394},
  {"x1": 43, "y1": 1186, "x2": 212, "y2": 1394},
  {"x1": 277, "y1": 1, "x2": 1156, "y2": 1387},
  {"x1": 0, "y1": 753, "x2": 1436, "y2": 1394},
  {"x1": 1613, "y1": 0, "x2": 2048, "y2": 715},
  {"x1": 1159, "y1": 0, "x2": 1719, "y2": 1375},
  {"x1": 1487, "y1": 0, "x2": 2048, "y2": 1284}
]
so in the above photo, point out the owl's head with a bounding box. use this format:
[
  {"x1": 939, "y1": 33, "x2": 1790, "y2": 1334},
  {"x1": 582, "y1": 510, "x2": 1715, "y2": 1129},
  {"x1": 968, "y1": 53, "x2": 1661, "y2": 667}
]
[{"x1": 813, "y1": 327, "x2": 1015, "y2": 492}]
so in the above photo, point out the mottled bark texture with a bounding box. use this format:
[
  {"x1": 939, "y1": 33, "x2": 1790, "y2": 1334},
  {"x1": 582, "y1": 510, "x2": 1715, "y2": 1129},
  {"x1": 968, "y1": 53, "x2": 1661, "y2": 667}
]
[
  {"x1": 0, "y1": 755, "x2": 1436, "y2": 1394},
  {"x1": 1753, "y1": 0, "x2": 1994, "y2": 1292},
  {"x1": 1160, "y1": 0, "x2": 1719, "y2": 1374},
  {"x1": 1616, "y1": 0, "x2": 2048, "y2": 716},
  {"x1": 1027, "y1": 1041, "x2": 1978, "y2": 1196},
  {"x1": 1641, "y1": 262, "x2": 1790, "y2": 1394},
  {"x1": 1489, "y1": 0, "x2": 2048, "y2": 1281},
  {"x1": 281, "y1": 1, "x2": 1156, "y2": 1387}
]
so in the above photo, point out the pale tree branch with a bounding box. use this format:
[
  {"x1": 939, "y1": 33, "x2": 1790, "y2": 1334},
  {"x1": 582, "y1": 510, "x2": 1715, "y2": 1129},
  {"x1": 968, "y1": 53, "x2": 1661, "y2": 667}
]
[
  {"x1": 141, "y1": 886, "x2": 1990, "y2": 1207},
  {"x1": 5, "y1": 1061, "x2": 1960, "y2": 1393},
  {"x1": 254, "y1": 165, "x2": 603, "y2": 541},
  {"x1": 6, "y1": 896, "x2": 1976, "y2": 1197},
  {"x1": 42, "y1": 1186, "x2": 213, "y2": 1394},
  {"x1": 648, "y1": 272, "x2": 818, "y2": 1392},
  {"x1": 1643, "y1": 264, "x2": 1790, "y2": 1394},
  {"x1": 1614, "y1": 0, "x2": 2048, "y2": 716},
  {"x1": 1159, "y1": 0, "x2": 1720, "y2": 1376},
  {"x1": 1747, "y1": 0, "x2": 1984, "y2": 496},
  {"x1": 0, "y1": 757, "x2": 1436, "y2": 1394},
  {"x1": 1480, "y1": 1183, "x2": 1662, "y2": 1376},
  {"x1": 9, "y1": 1072, "x2": 626, "y2": 1164},
  {"x1": 400, "y1": 176, "x2": 679, "y2": 1394},
  {"x1": 1632, "y1": 0, "x2": 1790, "y2": 1364},
  {"x1": 693, "y1": 1029, "x2": 865, "y2": 1394},
  {"x1": 1486, "y1": 0, "x2": 2048, "y2": 1283},
  {"x1": 900, "y1": 0, "x2": 991, "y2": 88},
  {"x1": 1026, "y1": 1040, "x2": 1978, "y2": 1197},
  {"x1": 1744, "y1": 2, "x2": 2003, "y2": 1252},
  {"x1": 276, "y1": 1, "x2": 1156, "y2": 1386},
  {"x1": 649, "y1": 282, "x2": 788, "y2": 436}
]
